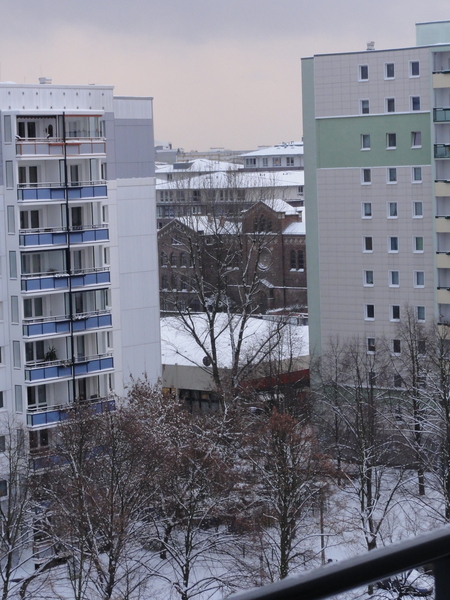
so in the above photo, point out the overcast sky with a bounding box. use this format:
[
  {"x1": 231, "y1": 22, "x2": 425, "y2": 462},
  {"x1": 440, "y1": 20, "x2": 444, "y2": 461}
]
[{"x1": 1, "y1": 1, "x2": 450, "y2": 150}]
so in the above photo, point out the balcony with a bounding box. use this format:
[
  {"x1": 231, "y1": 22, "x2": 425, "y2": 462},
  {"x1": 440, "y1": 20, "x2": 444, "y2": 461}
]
[
  {"x1": 21, "y1": 267, "x2": 110, "y2": 292},
  {"x1": 23, "y1": 310, "x2": 112, "y2": 337},
  {"x1": 27, "y1": 397, "x2": 115, "y2": 427},
  {"x1": 434, "y1": 108, "x2": 450, "y2": 122},
  {"x1": 435, "y1": 144, "x2": 450, "y2": 158},
  {"x1": 25, "y1": 352, "x2": 114, "y2": 382},
  {"x1": 15, "y1": 138, "x2": 106, "y2": 157},
  {"x1": 19, "y1": 225, "x2": 109, "y2": 248},
  {"x1": 229, "y1": 527, "x2": 450, "y2": 600},
  {"x1": 436, "y1": 216, "x2": 450, "y2": 232},
  {"x1": 70, "y1": 267, "x2": 110, "y2": 288},
  {"x1": 17, "y1": 181, "x2": 107, "y2": 202},
  {"x1": 435, "y1": 180, "x2": 450, "y2": 196},
  {"x1": 433, "y1": 71, "x2": 450, "y2": 88}
]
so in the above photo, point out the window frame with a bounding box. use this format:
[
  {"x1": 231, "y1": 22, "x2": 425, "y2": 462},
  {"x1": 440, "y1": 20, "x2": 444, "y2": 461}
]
[
  {"x1": 364, "y1": 270, "x2": 374, "y2": 286},
  {"x1": 413, "y1": 201, "x2": 423, "y2": 218},
  {"x1": 365, "y1": 304, "x2": 375, "y2": 321},
  {"x1": 411, "y1": 96, "x2": 421, "y2": 111},
  {"x1": 362, "y1": 202, "x2": 372, "y2": 218},
  {"x1": 386, "y1": 98, "x2": 395, "y2": 113},
  {"x1": 385, "y1": 62, "x2": 395, "y2": 79},
  {"x1": 386, "y1": 133, "x2": 397, "y2": 149},
  {"x1": 387, "y1": 167, "x2": 397, "y2": 183},
  {"x1": 388, "y1": 202, "x2": 398, "y2": 219},
  {"x1": 414, "y1": 236, "x2": 424, "y2": 253},
  {"x1": 391, "y1": 305, "x2": 400, "y2": 321},
  {"x1": 414, "y1": 271, "x2": 425, "y2": 288},
  {"x1": 361, "y1": 168, "x2": 371, "y2": 184},
  {"x1": 392, "y1": 339, "x2": 401, "y2": 355},
  {"x1": 360, "y1": 99, "x2": 370, "y2": 115},
  {"x1": 367, "y1": 338, "x2": 376, "y2": 353},
  {"x1": 412, "y1": 166, "x2": 422, "y2": 183},
  {"x1": 363, "y1": 236, "x2": 373, "y2": 253},
  {"x1": 411, "y1": 131, "x2": 422, "y2": 148},
  {"x1": 361, "y1": 134, "x2": 371, "y2": 150},
  {"x1": 359, "y1": 65, "x2": 369, "y2": 81},
  {"x1": 388, "y1": 236, "x2": 399, "y2": 253},
  {"x1": 410, "y1": 61, "x2": 420, "y2": 77},
  {"x1": 389, "y1": 270, "x2": 400, "y2": 287},
  {"x1": 417, "y1": 306, "x2": 426, "y2": 322}
]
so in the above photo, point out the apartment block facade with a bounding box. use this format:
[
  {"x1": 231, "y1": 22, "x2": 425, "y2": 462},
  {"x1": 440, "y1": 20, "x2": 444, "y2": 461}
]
[
  {"x1": 0, "y1": 82, "x2": 160, "y2": 470},
  {"x1": 302, "y1": 21, "x2": 450, "y2": 358}
]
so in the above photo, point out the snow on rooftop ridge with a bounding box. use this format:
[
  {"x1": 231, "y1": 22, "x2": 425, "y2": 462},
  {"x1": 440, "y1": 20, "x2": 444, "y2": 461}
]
[
  {"x1": 283, "y1": 221, "x2": 305, "y2": 235},
  {"x1": 156, "y1": 169, "x2": 303, "y2": 190},
  {"x1": 155, "y1": 158, "x2": 242, "y2": 174},
  {"x1": 171, "y1": 215, "x2": 239, "y2": 235},
  {"x1": 240, "y1": 142, "x2": 304, "y2": 158}
]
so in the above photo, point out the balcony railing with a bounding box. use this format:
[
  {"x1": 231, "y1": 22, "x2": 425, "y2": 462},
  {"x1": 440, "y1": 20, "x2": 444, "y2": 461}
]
[
  {"x1": 434, "y1": 108, "x2": 450, "y2": 122},
  {"x1": 16, "y1": 137, "x2": 106, "y2": 157},
  {"x1": 19, "y1": 225, "x2": 109, "y2": 247},
  {"x1": 23, "y1": 310, "x2": 112, "y2": 337},
  {"x1": 21, "y1": 266, "x2": 110, "y2": 292},
  {"x1": 17, "y1": 182, "x2": 107, "y2": 202},
  {"x1": 25, "y1": 352, "x2": 114, "y2": 382},
  {"x1": 228, "y1": 526, "x2": 450, "y2": 600},
  {"x1": 435, "y1": 144, "x2": 450, "y2": 158},
  {"x1": 27, "y1": 397, "x2": 115, "y2": 427}
]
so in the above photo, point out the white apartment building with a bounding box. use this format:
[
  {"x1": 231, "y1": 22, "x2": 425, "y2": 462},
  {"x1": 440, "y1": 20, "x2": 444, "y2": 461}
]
[
  {"x1": 0, "y1": 80, "x2": 161, "y2": 473},
  {"x1": 302, "y1": 21, "x2": 450, "y2": 360}
]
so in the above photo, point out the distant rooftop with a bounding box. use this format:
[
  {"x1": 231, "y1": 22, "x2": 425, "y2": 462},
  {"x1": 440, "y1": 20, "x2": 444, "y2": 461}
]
[{"x1": 241, "y1": 142, "x2": 304, "y2": 158}]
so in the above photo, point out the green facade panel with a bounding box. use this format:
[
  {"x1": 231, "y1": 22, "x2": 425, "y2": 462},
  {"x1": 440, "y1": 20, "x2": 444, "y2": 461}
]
[{"x1": 317, "y1": 113, "x2": 431, "y2": 169}]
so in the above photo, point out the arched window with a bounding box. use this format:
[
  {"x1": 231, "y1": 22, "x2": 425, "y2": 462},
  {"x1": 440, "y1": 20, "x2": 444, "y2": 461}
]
[
  {"x1": 180, "y1": 252, "x2": 188, "y2": 268},
  {"x1": 170, "y1": 253, "x2": 177, "y2": 267},
  {"x1": 290, "y1": 250, "x2": 296, "y2": 270},
  {"x1": 161, "y1": 274, "x2": 168, "y2": 289},
  {"x1": 297, "y1": 250, "x2": 305, "y2": 270},
  {"x1": 160, "y1": 251, "x2": 167, "y2": 267}
]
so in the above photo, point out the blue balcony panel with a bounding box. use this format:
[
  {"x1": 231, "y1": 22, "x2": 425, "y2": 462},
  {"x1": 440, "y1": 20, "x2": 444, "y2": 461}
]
[
  {"x1": 24, "y1": 320, "x2": 70, "y2": 337},
  {"x1": 72, "y1": 313, "x2": 112, "y2": 332},
  {"x1": 20, "y1": 232, "x2": 67, "y2": 247},
  {"x1": 68, "y1": 185, "x2": 107, "y2": 200},
  {"x1": 26, "y1": 364, "x2": 72, "y2": 382},
  {"x1": 21, "y1": 276, "x2": 69, "y2": 292},
  {"x1": 27, "y1": 398, "x2": 115, "y2": 427},
  {"x1": 69, "y1": 228, "x2": 109, "y2": 244},
  {"x1": 18, "y1": 187, "x2": 65, "y2": 202},
  {"x1": 74, "y1": 356, "x2": 113, "y2": 375},
  {"x1": 71, "y1": 271, "x2": 110, "y2": 287}
]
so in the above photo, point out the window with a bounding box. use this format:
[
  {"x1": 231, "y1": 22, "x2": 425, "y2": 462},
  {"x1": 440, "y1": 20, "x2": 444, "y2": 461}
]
[
  {"x1": 391, "y1": 305, "x2": 400, "y2": 321},
  {"x1": 411, "y1": 96, "x2": 421, "y2": 111},
  {"x1": 11, "y1": 296, "x2": 18, "y2": 324},
  {"x1": 412, "y1": 166, "x2": 422, "y2": 182},
  {"x1": 410, "y1": 61, "x2": 420, "y2": 77},
  {"x1": 245, "y1": 158, "x2": 256, "y2": 167},
  {"x1": 365, "y1": 304, "x2": 375, "y2": 320},
  {"x1": 386, "y1": 98, "x2": 395, "y2": 113},
  {"x1": 412, "y1": 131, "x2": 422, "y2": 147},
  {"x1": 9, "y1": 252, "x2": 16, "y2": 279},
  {"x1": 0, "y1": 392, "x2": 3, "y2": 409},
  {"x1": 359, "y1": 65, "x2": 369, "y2": 81},
  {"x1": 417, "y1": 306, "x2": 425, "y2": 321},
  {"x1": 7, "y1": 206, "x2": 15, "y2": 233},
  {"x1": 5, "y1": 161, "x2": 13, "y2": 189},
  {"x1": 272, "y1": 157, "x2": 281, "y2": 167},
  {"x1": 364, "y1": 270, "x2": 374, "y2": 286},
  {"x1": 297, "y1": 250, "x2": 305, "y2": 270},
  {"x1": 286, "y1": 157, "x2": 295, "y2": 167},
  {"x1": 388, "y1": 202, "x2": 398, "y2": 218},
  {"x1": 385, "y1": 63, "x2": 395, "y2": 79},
  {"x1": 387, "y1": 167, "x2": 397, "y2": 183},
  {"x1": 14, "y1": 385, "x2": 22, "y2": 412},
  {"x1": 3, "y1": 115, "x2": 11, "y2": 143},
  {"x1": 361, "y1": 99, "x2": 370, "y2": 114},
  {"x1": 361, "y1": 134, "x2": 371, "y2": 150},
  {"x1": 0, "y1": 436, "x2": 5, "y2": 453},
  {"x1": 363, "y1": 237, "x2": 373, "y2": 252},
  {"x1": 415, "y1": 271, "x2": 425, "y2": 287},
  {"x1": 392, "y1": 339, "x2": 401, "y2": 354},
  {"x1": 414, "y1": 236, "x2": 424, "y2": 252},
  {"x1": 390, "y1": 270, "x2": 399, "y2": 286},
  {"x1": 362, "y1": 168, "x2": 371, "y2": 184},
  {"x1": 13, "y1": 342, "x2": 20, "y2": 369},
  {"x1": 362, "y1": 202, "x2": 372, "y2": 218},
  {"x1": 389, "y1": 237, "x2": 399, "y2": 252},
  {"x1": 262, "y1": 157, "x2": 268, "y2": 167},
  {"x1": 418, "y1": 340, "x2": 426, "y2": 355},
  {"x1": 413, "y1": 201, "x2": 423, "y2": 218},
  {"x1": 387, "y1": 133, "x2": 397, "y2": 149},
  {"x1": 394, "y1": 374, "x2": 404, "y2": 388},
  {"x1": 0, "y1": 481, "x2": 7, "y2": 498},
  {"x1": 367, "y1": 338, "x2": 376, "y2": 353}
]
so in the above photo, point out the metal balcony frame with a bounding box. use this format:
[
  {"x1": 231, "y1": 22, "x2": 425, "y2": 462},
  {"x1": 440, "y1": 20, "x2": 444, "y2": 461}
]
[{"x1": 228, "y1": 526, "x2": 450, "y2": 600}]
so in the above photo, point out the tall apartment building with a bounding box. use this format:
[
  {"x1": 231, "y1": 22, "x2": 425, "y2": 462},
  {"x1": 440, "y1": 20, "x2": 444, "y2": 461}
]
[
  {"x1": 302, "y1": 21, "x2": 450, "y2": 358},
  {"x1": 0, "y1": 81, "x2": 160, "y2": 464}
]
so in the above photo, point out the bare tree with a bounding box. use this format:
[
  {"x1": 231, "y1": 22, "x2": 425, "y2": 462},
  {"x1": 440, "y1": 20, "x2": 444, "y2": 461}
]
[{"x1": 316, "y1": 337, "x2": 405, "y2": 555}]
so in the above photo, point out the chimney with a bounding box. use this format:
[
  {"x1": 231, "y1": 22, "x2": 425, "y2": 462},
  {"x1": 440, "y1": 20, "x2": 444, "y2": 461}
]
[
  {"x1": 39, "y1": 77, "x2": 52, "y2": 85},
  {"x1": 366, "y1": 41, "x2": 375, "y2": 51}
]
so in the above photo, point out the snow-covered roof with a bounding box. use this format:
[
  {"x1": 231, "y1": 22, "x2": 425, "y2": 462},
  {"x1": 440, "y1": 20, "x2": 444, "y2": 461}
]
[
  {"x1": 261, "y1": 198, "x2": 299, "y2": 215},
  {"x1": 283, "y1": 221, "x2": 305, "y2": 235},
  {"x1": 240, "y1": 142, "x2": 304, "y2": 158},
  {"x1": 156, "y1": 170, "x2": 303, "y2": 190},
  {"x1": 161, "y1": 314, "x2": 309, "y2": 369},
  {"x1": 167, "y1": 215, "x2": 239, "y2": 235},
  {"x1": 155, "y1": 158, "x2": 242, "y2": 175}
]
